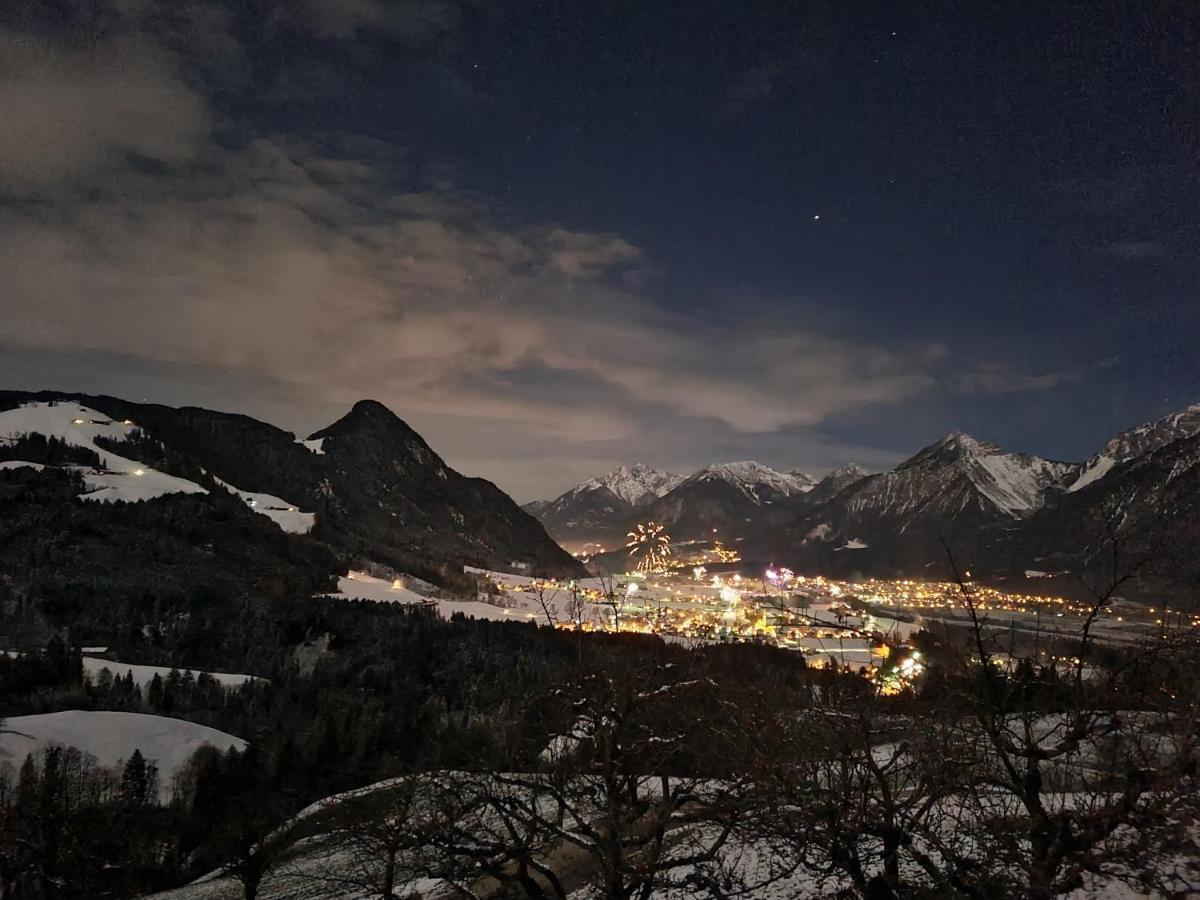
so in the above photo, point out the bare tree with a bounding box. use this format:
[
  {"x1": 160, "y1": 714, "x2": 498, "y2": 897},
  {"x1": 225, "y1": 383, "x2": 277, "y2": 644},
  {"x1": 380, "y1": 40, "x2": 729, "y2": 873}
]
[
  {"x1": 491, "y1": 665, "x2": 764, "y2": 899},
  {"x1": 531, "y1": 579, "x2": 563, "y2": 628},
  {"x1": 595, "y1": 571, "x2": 625, "y2": 633},
  {"x1": 756, "y1": 671, "x2": 980, "y2": 899},
  {"x1": 313, "y1": 777, "x2": 445, "y2": 900},
  {"x1": 934, "y1": 512, "x2": 1190, "y2": 900}
]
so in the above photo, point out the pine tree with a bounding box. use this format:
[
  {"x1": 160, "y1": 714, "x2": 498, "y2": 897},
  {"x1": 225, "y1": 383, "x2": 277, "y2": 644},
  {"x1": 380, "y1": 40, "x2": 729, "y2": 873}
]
[
  {"x1": 147, "y1": 673, "x2": 164, "y2": 710},
  {"x1": 120, "y1": 750, "x2": 149, "y2": 806},
  {"x1": 15, "y1": 754, "x2": 37, "y2": 813}
]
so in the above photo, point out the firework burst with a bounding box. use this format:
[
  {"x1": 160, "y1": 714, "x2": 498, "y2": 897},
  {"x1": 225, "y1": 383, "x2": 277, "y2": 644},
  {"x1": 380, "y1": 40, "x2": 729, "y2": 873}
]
[{"x1": 625, "y1": 522, "x2": 672, "y2": 573}]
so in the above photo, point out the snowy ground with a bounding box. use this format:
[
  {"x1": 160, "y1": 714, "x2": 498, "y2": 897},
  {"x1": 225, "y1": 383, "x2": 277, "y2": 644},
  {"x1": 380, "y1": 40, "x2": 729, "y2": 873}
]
[
  {"x1": 142, "y1": 769, "x2": 1199, "y2": 900},
  {"x1": 82, "y1": 657, "x2": 261, "y2": 689},
  {"x1": 0, "y1": 402, "x2": 313, "y2": 533},
  {"x1": 463, "y1": 566, "x2": 607, "y2": 593},
  {"x1": 212, "y1": 477, "x2": 315, "y2": 534},
  {"x1": 0, "y1": 710, "x2": 245, "y2": 801},
  {"x1": 0, "y1": 402, "x2": 207, "y2": 503},
  {"x1": 332, "y1": 571, "x2": 575, "y2": 624},
  {"x1": 0, "y1": 459, "x2": 45, "y2": 471}
]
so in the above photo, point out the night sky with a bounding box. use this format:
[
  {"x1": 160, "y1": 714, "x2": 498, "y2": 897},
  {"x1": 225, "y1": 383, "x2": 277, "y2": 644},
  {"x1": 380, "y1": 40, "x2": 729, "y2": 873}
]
[{"x1": 1, "y1": 1, "x2": 1198, "y2": 501}]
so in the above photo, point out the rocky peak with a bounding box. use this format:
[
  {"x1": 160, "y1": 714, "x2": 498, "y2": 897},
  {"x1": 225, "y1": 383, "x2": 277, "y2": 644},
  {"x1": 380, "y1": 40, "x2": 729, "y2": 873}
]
[
  {"x1": 309, "y1": 400, "x2": 431, "y2": 451},
  {"x1": 1070, "y1": 402, "x2": 1200, "y2": 493}
]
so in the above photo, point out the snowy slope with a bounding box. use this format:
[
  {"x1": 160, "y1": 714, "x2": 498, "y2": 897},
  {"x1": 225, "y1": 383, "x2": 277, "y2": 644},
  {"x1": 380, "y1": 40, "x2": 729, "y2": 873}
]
[
  {"x1": 0, "y1": 460, "x2": 44, "y2": 471},
  {"x1": 0, "y1": 402, "x2": 313, "y2": 532},
  {"x1": 1070, "y1": 402, "x2": 1200, "y2": 492},
  {"x1": 0, "y1": 710, "x2": 245, "y2": 800},
  {"x1": 82, "y1": 657, "x2": 260, "y2": 689},
  {"x1": 332, "y1": 571, "x2": 573, "y2": 624},
  {"x1": 0, "y1": 402, "x2": 207, "y2": 503},
  {"x1": 212, "y1": 477, "x2": 315, "y2": 534}
]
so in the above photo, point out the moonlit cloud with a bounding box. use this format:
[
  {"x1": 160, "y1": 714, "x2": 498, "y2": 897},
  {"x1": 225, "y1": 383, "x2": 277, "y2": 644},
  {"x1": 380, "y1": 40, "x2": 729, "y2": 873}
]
[
  {"x1": 0, "y1": 29, "x2": 208, "y2": 194},
  {"x1": 0, "y1": 3, "x2": 1116, "y2": 502},
  {"x1": 947, "y1": 358, "x2": 1119, "y2": 396}
]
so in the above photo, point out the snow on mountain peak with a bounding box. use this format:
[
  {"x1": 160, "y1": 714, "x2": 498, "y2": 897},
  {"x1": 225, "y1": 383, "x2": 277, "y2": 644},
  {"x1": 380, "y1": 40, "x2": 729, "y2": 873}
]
[
  {"x1": 573, "y1": 463, "x2": 683, "y2": 507},
  {"x1": 1070, "y1": 402, "x2": 1200, "y2": 492},
  {"x1": 690, "y1": 460, "x2": 816, "y2": 502},
  {"x1": 892, "y1": 432, "x2": 1075, "y2": 517},
  {"x1": 828, "y1": 463, "x2": 868, "y2": 479},
  {"x1": 938, "y1": 431, "x2": 993, "y2": 453}
]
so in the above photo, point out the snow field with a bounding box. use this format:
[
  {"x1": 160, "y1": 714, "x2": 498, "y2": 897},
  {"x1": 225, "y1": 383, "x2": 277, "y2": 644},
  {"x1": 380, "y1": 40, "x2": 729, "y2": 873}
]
[{"x1": 0, "y1": 710, "x2": 246, "y2": 801}]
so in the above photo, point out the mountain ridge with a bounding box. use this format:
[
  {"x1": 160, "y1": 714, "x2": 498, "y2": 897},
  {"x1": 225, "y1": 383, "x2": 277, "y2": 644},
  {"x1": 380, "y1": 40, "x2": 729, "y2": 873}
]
[
  {"x1": 528, "y1": 402, "x2": 1198, "y2": 590},
  {"x1": 0, "y1": 390, "x2": 583, "y2": 583}
]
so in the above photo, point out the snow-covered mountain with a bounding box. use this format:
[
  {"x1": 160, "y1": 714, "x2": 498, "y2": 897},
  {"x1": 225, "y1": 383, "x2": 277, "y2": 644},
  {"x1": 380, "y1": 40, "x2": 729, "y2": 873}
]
[
  {"x1": 802, "y1": 463, "x2": 871, "y2": 505},
  {"x1": 680, "y1": 461, "x2": 817, "y2": 503},
  {"x1": 876, "y1": 431, "x2": 1078, "y2": 519},
  {"x1": 571, "y1": 464, "x2": 685, "y2": 508},
  {"x1": 631, "y1": 461, "x2": 817, "y2": 542},
  {"x1": 529, "y1": 461, "x2": 815, "y2": 546},
  {"x1": 0, "y1": 392, "x2": 583, "y2": 581},
  {"x1": 1069, "y1": 403, "x2": 1200, "y2": 492},
  {"x1": 787, "y1": 433, "x2": 1078, "y2": 572},
  {"x1": 528, "y1": 400, "x2": 1200, "y2": 585},
  {"x1": 526, "y1": 464, "x2": 684, "y2": 548}
]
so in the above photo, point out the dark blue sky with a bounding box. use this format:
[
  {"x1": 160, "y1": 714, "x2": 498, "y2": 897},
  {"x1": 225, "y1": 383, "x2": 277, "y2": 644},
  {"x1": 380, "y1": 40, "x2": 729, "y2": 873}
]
[{"x1": 1, "y1": 0, "x2": 1197, "y2": 498}]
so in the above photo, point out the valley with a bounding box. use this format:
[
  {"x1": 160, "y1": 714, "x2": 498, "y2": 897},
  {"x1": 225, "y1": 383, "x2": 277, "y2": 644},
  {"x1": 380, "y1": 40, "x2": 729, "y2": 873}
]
[{"x1": 0, "y1": 392, "x2": 1196, "y2": 899}]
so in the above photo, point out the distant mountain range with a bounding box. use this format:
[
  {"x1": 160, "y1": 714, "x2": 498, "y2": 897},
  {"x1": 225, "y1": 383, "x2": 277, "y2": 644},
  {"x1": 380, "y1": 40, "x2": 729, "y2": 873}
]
[{"x1": 526, "y1": 404, "x2": 1200, "y2": 593}]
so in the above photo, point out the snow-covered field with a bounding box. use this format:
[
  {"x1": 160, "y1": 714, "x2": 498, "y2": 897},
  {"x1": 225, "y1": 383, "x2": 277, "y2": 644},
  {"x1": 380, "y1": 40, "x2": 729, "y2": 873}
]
[
  {"x1": 0, "y1": 402, "x2": 313, "y2": 533},
  {"x1": 0, "y1": 459, "x2": 45, "y2": 471},
  {"x1": 463, "y1": 566, "x2": 607, "y2": 593},
  {"x1": 82, "y1": 657, "x2": 260, "y2": 689},
  {"x1": 333, "y1": 572, "x2": 559, "y2": 624},
  {"x1": 0, "y1": 402, "x2": 207, "y2": 503},
  {"x1": 0, "y1": 710, "x2": 245, "y2": 800}
]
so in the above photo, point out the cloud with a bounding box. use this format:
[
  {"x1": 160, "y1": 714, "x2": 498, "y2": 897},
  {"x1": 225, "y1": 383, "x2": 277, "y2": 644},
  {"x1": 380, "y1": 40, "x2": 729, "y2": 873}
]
[
  {"x1": 0, "y1": 133, "x2": 937, "y2": 432},
  {"x1": 298, "y1": 0, "x2": 461, "y2": 40},
  {"x1": 541, "y1": 228, "x2": 643, "y2": 279},
  {"x1": 0, "y1": 29, "x2": 208, "y2": 195},
  {"x1": 0, "y1": 6, "x2": 1108, "y2": 501},
  {"x1": 947, "y1": 358, "x2": 1117, "y2": 395}
]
